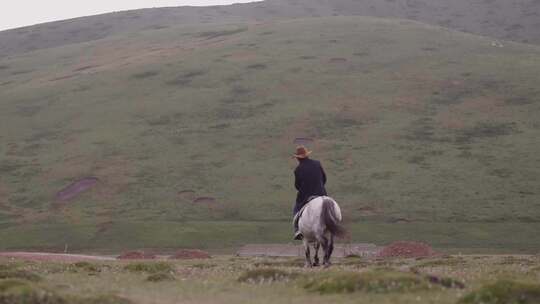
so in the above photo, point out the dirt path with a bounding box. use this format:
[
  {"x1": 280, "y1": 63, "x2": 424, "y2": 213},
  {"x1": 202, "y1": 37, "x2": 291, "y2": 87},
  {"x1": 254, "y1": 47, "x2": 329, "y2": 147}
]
[
  {"x1": 0, "y1": 252, "x2": 115, "y2": 262},
  {"x1": 236, "y1": 243, "x2": 381, "y2": 258}
]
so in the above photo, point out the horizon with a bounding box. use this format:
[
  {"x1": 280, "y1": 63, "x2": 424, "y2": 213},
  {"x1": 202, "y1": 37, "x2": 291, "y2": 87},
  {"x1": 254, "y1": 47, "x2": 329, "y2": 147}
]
[{"x1": 0, "y1": 0, "x2": 261, "y2": 31}]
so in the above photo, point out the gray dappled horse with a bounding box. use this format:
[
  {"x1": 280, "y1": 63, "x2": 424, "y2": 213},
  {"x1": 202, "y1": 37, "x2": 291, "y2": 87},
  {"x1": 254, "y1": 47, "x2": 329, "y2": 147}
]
[{"x1": 296, "y1": 196, "x2": 345, "y2": 267}]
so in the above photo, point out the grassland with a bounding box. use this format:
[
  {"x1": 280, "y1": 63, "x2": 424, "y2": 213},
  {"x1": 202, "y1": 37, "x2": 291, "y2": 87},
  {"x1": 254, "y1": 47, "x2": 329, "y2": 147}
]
[
  {"x1": 1, "y1": 16, "x2": 540, "y2": 251},
  {"x1": 1, "y1": 255, "x2": 540, "y2": 304},
  {"x1": 1, "y1": 0, "x2": 539, "y2": 58}
]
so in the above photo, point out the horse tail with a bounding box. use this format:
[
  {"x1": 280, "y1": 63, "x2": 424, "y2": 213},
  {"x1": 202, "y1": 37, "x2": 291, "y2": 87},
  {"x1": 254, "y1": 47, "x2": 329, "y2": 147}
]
[{"x1": 321, "y1": 198, "x2": 346, "y2": 238}]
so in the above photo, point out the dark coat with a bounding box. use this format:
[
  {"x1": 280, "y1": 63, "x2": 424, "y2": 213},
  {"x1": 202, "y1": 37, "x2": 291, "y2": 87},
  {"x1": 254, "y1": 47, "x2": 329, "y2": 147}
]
[{"x1": 293, "y1": 158, "x2": 327, "y2": 214}]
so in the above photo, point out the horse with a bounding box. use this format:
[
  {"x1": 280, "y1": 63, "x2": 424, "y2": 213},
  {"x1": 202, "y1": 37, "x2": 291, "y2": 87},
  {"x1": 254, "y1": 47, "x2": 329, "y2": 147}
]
[{"x1": 296, "y1": 196, "x2": 346, "y2": 267}]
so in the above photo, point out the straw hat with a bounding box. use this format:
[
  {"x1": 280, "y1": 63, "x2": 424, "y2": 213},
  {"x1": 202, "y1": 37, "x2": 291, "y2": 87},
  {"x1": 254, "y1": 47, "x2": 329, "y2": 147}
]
[{"x1": 293, "y1": 145, "x2": 312, "y2": 159}]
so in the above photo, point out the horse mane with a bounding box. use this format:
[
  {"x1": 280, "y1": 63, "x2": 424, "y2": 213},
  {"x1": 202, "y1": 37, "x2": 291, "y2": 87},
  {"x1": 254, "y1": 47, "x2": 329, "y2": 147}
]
[{"x1": 321, "y1": 198, "x2": 347, "y2": 238}]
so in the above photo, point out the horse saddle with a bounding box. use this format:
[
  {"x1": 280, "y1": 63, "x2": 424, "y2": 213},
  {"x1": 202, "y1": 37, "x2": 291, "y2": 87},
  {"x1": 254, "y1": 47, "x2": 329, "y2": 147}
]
[{"x1": 293, "y1": 196, "x2": 321, "y2": 224}]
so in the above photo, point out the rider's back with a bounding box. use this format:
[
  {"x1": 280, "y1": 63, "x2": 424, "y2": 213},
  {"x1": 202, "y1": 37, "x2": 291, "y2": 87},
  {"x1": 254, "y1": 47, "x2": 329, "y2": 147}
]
[{"x1": 294, "y1": 158, "x2": 327, "y2": 206}]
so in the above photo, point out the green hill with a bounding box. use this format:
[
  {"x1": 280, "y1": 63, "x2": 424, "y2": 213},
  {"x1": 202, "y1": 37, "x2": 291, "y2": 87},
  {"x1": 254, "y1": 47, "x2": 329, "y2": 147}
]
[
  {"x1": 1, "y1": 16, "x2": 539, "y2": 252},
  {"x1": 1, "y1": 0, "x2": 540, "y2": 58}
]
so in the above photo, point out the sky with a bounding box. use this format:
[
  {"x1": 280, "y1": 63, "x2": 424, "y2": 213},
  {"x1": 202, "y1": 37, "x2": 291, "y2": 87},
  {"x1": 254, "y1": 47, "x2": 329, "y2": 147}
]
[{"x1": 0, "y1": 0, "x2": 260, "y2": 31}]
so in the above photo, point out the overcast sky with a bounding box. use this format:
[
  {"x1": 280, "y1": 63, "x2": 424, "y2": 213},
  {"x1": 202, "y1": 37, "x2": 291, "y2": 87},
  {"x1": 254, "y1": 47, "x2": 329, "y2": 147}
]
[{"x1": 0, "y1": 0, "x2": 260, "y2": 31}]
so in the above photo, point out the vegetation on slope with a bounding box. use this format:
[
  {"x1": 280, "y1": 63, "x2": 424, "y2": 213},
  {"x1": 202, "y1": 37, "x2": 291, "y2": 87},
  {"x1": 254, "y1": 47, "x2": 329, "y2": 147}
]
[{"x1": 0, "y1": 16, "x2": 539, "y2": 249}]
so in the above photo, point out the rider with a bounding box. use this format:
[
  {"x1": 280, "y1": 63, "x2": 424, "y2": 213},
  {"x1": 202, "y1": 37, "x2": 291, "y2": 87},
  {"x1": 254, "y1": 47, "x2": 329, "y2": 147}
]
[{"x1": 292, "y1": 145, "x2": 328, "y2": 240}]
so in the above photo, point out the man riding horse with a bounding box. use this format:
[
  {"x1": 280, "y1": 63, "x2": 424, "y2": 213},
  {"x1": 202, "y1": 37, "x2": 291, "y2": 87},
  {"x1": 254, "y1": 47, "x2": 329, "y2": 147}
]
[{"x1": 292, "y1": 145, "x2": 328, "y2": 240}]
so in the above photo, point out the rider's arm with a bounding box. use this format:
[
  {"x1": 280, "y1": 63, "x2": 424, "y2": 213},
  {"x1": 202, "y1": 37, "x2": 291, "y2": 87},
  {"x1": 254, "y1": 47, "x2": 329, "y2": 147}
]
[{"x1": 294, "y1": 170, "x2": 301, "y2": 190}]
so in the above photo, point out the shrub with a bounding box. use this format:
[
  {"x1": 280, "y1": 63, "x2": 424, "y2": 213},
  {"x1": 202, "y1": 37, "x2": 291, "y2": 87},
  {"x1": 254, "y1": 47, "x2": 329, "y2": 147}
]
[
  {"x1": 123, "y1": 262, "x2": 174, "y2": 274},
  {"x1": 189, "y1": 263, "x2": 217, "y2": 269},
  {"x1": 0, "y1": 264, "x2": 17, "y2": 271},
  {"x1": 302, "y1": 271, "x2": 429, "y2": 294},
  {"x1": 68, "y1": 262, "x2": 101, "y2": 273},
  {"x1": 459, "y1": 280, "x2": 540, "y2": 304},
  {"x1": 0, "y1": 279, "x2": 66, "y2": 304},
  {"x1": 196, "y1": 28, "x2": 246, "y2": 39},
  {"x1": 78, "y1": 294, "x2": 134, "y2": 304},
  {"x1": 146, "y1": 273, "x2": 175, "y2": 282},
  {"x1": 131, "y1": 71, "x2": 159, "y2": 79},
  {"x1": 415, "y1": 257, "x2": 467, "y2": 268},
  {"x1": 426, "y1": 275, "x2": 465, "y2": 289},
  {"x1": 0, "y1": 270, "x2": 42, "y2": 282},
  {"x1": 238, "y1": 268, "x2": 299, "y2": 284}
]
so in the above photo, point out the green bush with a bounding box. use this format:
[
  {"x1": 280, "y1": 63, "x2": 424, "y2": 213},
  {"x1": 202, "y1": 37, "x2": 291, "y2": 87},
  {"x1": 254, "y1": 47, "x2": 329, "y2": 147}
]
[
  {"x1": 0, "y1": 264, "x2": 17, "y2": 272},
  {"x1": 189, "y1": 263, "x2": 217, "y2": 270},
  {"x1": 77, "y1": 294, "x2": 134, "y2": 304},
  {"x1": 302, "y1": 271, "x2": 429, "y2": 294},
  {"x1": 146, "y1": 273, "x2": 175, "y2": 282},
  {"x1": 415, "y1": 257, "x2": 467, "y2": 268},
  {"x1": 68, "y1": 262, "x2": 101, "y2": 273},
  {"x1": 123, "y1": 262, "x2": 174, "y2": 274},
  {"x1": 238, "y1": 268, "x2": 298, "y2": 284},
  {"x1": 459, "y1": 280, "x2": 540, "y2": 304},
  {"x1": 0, "y1": 279, "x2": 66, "y2": 304},
  {"x1": 0, "y1": 270, "x2": 42, "y2": 282}
]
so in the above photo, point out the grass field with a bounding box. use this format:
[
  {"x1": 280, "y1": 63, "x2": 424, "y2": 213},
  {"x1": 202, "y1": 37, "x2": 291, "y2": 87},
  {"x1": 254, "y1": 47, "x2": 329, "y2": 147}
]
[
  {"x1": 1, "y1": 254, "x2": 540, "y2": 303},
  {"x1": 1, "y1": 16, "x2": 540, "y2": 251},
  {"x1": 1, "y1": 221, "x2": 539, "y2": 254},
  {"x1": 1, "y1": 0, "x2": 539, "y2": 58}
]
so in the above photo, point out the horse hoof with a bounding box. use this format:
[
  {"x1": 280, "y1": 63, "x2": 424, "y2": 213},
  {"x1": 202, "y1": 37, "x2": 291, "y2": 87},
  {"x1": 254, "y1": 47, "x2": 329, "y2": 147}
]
[
  {"x1": 323, "y1": 263, "x2": 331, "y2": 268},
  {"x1": 304, "y1": 264, "x2": 313, "y2": 268},
  {"x1": 312, "y1": 262, "x2": 320, "y2": 267}
]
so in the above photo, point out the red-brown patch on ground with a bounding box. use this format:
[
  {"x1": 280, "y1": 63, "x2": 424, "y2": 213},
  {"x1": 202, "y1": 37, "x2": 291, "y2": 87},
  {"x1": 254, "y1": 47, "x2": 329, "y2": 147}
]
[
  {"x1": 435, "y1": 109, "x2": 467, "y2": 130},
  {"x1": 6, "y1": 143, "x2": 19, "y2": 156},
  {"x1": 49, "y1": 74, "x2": 78, "y2": 82},
  {"x1": 225, "y1": 50, "x2": 260, "y2": 62},
  {"x1": 377, "y1": 241, "x2": 437, "y2": 258},
  {"x1": 117, "y1": 251, "x2": 156, "y2": 260},
  {"x1": 452, "y1": 96, "x2": 505, "y2": 116},
  {"x1": 329, "y1": 57, "x2": 348, "y2": 63},
  {"x1": 193, "y1": 197, "x2": 217, "y2": 204},
  {"x1": 55, "y1": 177, "x2": 99, "y2": 202},
  {"x1": 435, "y1": 96, "x2": 505, "y2": 129},
  {"x1": 42, "y1": 156, "x2": 135, "y2": 212},
  {"x1": 339, "y1": 96, "x2": 380, "y2": 124},
  {"x1": 73, "y1": 65, "x2": 100, "y2": 72},
  {"x1": 356, "y1": 205, "x2": 383, "y2": 216},
  {"x1": 0, "y1": 182, "x2": 9, "y2": 207},
  {"x1": 389, "y1": 218, "x2": 412, "y2": 223},
  {"x1": 392, "y1": 96, "x2": 425, "y2": 113},
  {"x1": 178, "y1": 190, "x2": 196, "y2": 201},
  {"x1": 169, "y1": 249, "x2": 211, "y2": 260},
  {"x1": 95, "y1": 221, "x2": 114, "y2": 235}
]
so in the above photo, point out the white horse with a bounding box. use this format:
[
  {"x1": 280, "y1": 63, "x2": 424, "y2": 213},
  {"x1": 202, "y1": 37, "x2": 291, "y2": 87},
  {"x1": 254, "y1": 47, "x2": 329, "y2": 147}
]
[{"x1": 297, "y1": 196, "x2": 345, "y2": 267}]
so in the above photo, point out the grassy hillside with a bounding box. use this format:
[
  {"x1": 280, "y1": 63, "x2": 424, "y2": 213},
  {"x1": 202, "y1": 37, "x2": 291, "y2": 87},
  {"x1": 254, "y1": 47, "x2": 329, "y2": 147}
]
[
  {"x1": 1, "y1": 16, "x2": 540, "y2": 251},
  {"x1": 1, "y1": 0, "x2": 540, "y2": 58}
]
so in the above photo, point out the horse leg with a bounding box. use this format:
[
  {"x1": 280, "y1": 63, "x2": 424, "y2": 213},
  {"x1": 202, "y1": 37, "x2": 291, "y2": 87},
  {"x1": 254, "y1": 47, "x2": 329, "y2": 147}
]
[
  {"x1": 318, "y1": 235, "x2": 331, "y2": 267},
  {"x1": 312, "y1": 242, "x2": 320, "y2": 267},
  {"x1": 323, "y1": 234, "x2": 334, "y2": 267},
  {"x1": 303, "y1": 240, "x2": 312, "y2": 268}
]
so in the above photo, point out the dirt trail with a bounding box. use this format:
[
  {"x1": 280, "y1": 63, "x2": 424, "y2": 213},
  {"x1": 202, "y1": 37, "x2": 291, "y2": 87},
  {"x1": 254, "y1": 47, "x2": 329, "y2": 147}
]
[{"x1": 0, "y1": 252, "x2": 115, "y2": 262}]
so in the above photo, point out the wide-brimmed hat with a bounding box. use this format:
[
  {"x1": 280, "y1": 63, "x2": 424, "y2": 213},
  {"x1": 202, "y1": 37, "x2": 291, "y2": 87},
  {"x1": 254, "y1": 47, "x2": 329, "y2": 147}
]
[{"x1": 293, "y1": 145, "x2": 312, "y2": 159}]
